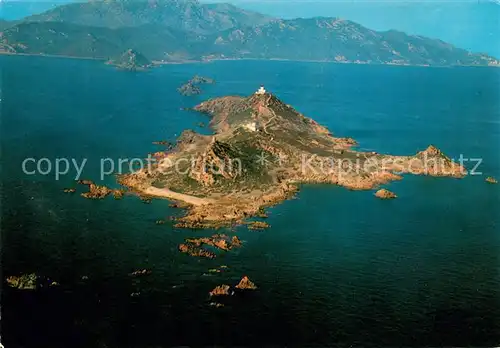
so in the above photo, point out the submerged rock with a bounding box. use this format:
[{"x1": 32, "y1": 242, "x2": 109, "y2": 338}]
[
  {"x1": 209, "y1": 302, "x2": 225, "y2": 308},
  {"x1": 129, "y1": 269, "x2": 152, "y2": 277},
  {"x1": 375, "y1": 189, "x2": 397, "y2": 199},
  {"x1": 235, "y1": 276, "x2": 257, "y2": 290},
  {"x1": 63, "y1": 188, "x2": 76, "y2": 194},
  {"x1": 140, "y1": 196, "x2": 152, "y2": 204}
]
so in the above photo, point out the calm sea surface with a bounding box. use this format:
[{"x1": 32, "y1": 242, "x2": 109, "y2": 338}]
[{"x1": 1, "y1": 56, "x2": 499, "y2": 347}]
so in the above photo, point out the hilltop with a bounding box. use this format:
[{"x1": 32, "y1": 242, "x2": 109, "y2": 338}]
[
  {"x1": 118, "y1": 88, "x2": 466, "y2": 228},
  {"x1": 0, "y1": 0, "x2": 498, "y2": 66},
  {"x1": 22, "y1": 0, "x2": 272, "y2": 34}
]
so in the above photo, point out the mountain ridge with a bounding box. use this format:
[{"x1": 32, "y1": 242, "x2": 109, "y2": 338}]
[
  {"x1": 22, "y1": 0, "x2": 273, "y2": 33},
  {"x1": 0, "y1": 0, "x2": 498, "y2": 66}
]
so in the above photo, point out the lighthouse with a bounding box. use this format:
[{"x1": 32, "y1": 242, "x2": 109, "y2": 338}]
[{"x1": 255, "y1": 85, "x2": 266, "y2": 95}]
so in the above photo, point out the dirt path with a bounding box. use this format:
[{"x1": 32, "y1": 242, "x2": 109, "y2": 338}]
[
  {"x1": 261, "y1": 95, "x2": 277, "y2": 135},
  {"x1": 144, "y1": 187, "x2": 215, "y2": 206}
]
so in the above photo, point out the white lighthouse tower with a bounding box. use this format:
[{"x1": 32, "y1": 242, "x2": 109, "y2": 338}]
[{"x1": 255, "y1": 85, "x2": 266, "y2": 95}]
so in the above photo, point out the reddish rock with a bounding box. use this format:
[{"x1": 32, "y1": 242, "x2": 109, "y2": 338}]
[
  {"x1": 209, "y1": 284, "x2": 231, "y2": 296},
  {"x1": 375, "y1": 189, "x2": 397, "y2": 199},
  {"x1": 231, "y1": 236, "x2": 242, "y2": 247},
  {"x1": 486, "y1": 176, "x2": 498, "y2": 184},
  {"x1": 235, "y1": 276, "x2": 257, "y2": 290}
]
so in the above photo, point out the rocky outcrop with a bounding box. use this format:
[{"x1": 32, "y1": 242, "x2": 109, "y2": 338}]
[
  {"x1": 235, "y1": 276, "x2": 257, "y2": 290},
  {"x1": 231, "y1": 236, "x2": 242, "y2": 247},
  {"x1": 188, "y1": 137, "x2": 241, "y2": 186},
  {"x1": 129, "y1": 269, "x2": 152, "y2": 277},
  {"x1": 77, "y1": 180, "x2": 124, "y2": 200},
  {"x1": 153, "y1": 140, "x2": 173, "y2": 146},
  {"x1": 179, "y1": 234, "x2": 243, "y2": 258},
  {"x1": 178, "y1": 243, "x2": 216, "y2": 259},
  {"x1": 209, "y1": 284, "x2": 231, "y2": 296},
  {"x1": 191, "y1": 75, "x2": 215, "y2": 85},
  {"x1": 178, "y1": 75, "x2": 215, "y2": 96},
  {"x1": 81, "y1": 182, "x2": 112, "y2": 199},
  {"x1": 6, "y1": 273, "x2": 38, "y2": 290},
  {"x1": 178, "y1": 83, "x2": 202, "y2": 96},
  {"x1": 247, "y1": 221, "x2": 270, "y2": 230},
  {"x1": 486, "y1": 176, "x2": 498, "y2": 184},
  {"x1": 375, "y1": 189, "x2": 397, "y2": 199},
  {"x1": 113, "y1": 190, "x2": 125, "y2": 200},
  {"x1": 82, "y1": 184, "x2": 112, "y2": 199}
]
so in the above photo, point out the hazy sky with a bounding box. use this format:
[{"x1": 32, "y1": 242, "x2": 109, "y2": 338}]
[{"x1": 1, "y1": 0, "x2": 499, "y2": 57}]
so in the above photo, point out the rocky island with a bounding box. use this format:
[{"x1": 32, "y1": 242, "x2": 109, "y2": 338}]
[
  {"x1": 178, "y1": 75, "x2": 216, "y2": 96},
  {"x1": 117, "y1": 87, "x2": 466, "y2": 228},
  {"x1": 375, "y1": 189, "x2": 397, "y2": 199},
  {"x1": 106, "y1": 49, "x2": 152, "y2": 71},
  {"x1": 486, "y1": 177, "x2": 498, "y2": 184}
]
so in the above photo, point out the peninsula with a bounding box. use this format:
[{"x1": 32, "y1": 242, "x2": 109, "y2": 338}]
[{"x1": 118, "y1": 86, "x2": 466, "y2": 228}]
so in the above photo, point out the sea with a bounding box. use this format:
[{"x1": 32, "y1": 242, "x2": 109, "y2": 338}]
[{"x1": 1, "y1": 56, "x2": 499, "y2": 347}]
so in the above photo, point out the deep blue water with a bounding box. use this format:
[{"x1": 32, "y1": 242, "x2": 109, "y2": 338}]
[{"x1": 1, "y1": 56, "x2": 500, "y2": 347}]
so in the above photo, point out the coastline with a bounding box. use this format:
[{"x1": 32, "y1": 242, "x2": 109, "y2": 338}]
[
  {"x1": 1, "y1": 51, "x2": 498, "y2": 68},
  {"x1": 0, "y1": 51, "x2": 106, "y2": 61}
]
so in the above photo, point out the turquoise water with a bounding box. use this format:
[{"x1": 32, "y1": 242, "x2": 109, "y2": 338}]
[{"x1": 2, "y1": 56, "x2": 499, "y2": 347}]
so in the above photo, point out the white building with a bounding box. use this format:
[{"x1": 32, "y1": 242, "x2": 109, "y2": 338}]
[{"x1": 255, "y1": 85, "x2": 266, "y2": 95}]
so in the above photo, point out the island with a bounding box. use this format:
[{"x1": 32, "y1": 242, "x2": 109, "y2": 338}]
[
  {"x1": 375, "y1": 189, "x2": 397, "y2": 199},
  {"x1": 117, "y1": 86, "x2": 466, "y2": 229},
  {"x1": 178, "y1": 75, "x2": 215, "y2": 96},
  {"x1": 106, "y1": 49, "x2": 152, "y2": 71},
  {"x1": 486, "y1": 177, "x2": 498, "y2": 184}
]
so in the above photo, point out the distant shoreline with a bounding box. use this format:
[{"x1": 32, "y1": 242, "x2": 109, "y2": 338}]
[
  {"x1": 1, "y1": 51, "x2": 499, "y2": 68},
  {"x1": 0, "y1": 51, "x2": 106, "y2": 61}
]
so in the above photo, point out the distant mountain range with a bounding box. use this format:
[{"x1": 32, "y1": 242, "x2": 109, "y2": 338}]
[{"x1": 0, "y1": 0, "x2": 498, "y2": 67}]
